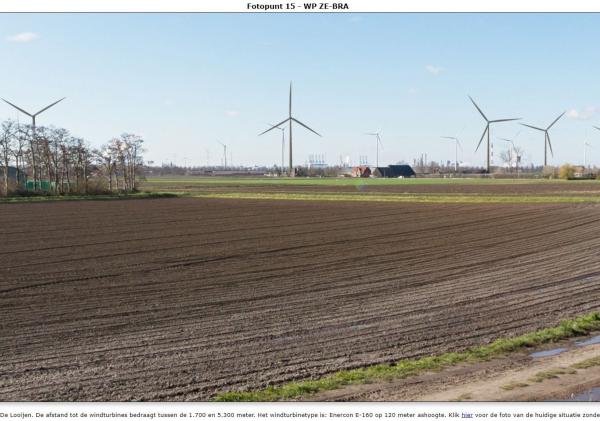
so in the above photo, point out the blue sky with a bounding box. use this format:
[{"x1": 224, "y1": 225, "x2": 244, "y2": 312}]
[{"x1": 1, "y1": 13, "x2": 600, "y2": 167}]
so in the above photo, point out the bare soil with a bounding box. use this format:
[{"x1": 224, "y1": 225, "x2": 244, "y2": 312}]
[{"x1": 2, "y1": 198, "x2": 600, "y2": 401}]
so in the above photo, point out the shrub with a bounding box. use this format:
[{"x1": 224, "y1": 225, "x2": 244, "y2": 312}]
[{"x1": 559, "y1": 164, "x2": 575, "y2": 180}]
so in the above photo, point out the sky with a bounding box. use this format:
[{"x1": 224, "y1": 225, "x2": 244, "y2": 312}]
[{"x1": 1, "y1": 13, "x2": 600, "y2": 168}]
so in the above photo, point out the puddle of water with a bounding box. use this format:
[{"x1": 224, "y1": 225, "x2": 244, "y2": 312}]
[
  {"x1": 576, "y1": 335, "x2": 600, "y2": 347},
  {"x1": 569, "y1": 387, "x2": 600, "y2": 402},
  {"x1": 529, "y1": 348, "x2": 568, "y2": 358}
]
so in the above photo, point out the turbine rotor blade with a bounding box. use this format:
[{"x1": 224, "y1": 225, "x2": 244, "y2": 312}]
[
  {"x1": 289, "y1": 82, "x2": 292, "y2": 117},
  {"x1": 547, "y1": 133, "x2": 554, "y2": 157},
  {"x1": 489, "y1": 118, "x2": 521, "y2": 123},
  {"x1": 546, "y1": 111, "x2": 565, "y2": 130},
  {"x1": 34, "y1": 97, "x2": 66, "y2": 116},
  {"x1": 441, "y1": 136, "x2": 457, "y2": 140},
  {"x1": 593, "y1": 126, "x2": 600, "y2": 132},
  {"x1": 475, "y1": 125, "x2": 488, "y2": 152},
  {"x1": 268, "y1": 122, "x2": 285, "y2": 132},
  {"x1": 1, "y1": 98, "x2": 33, "y2": 117},
  {"x1": 520, "y1": 123, "x2": 545, "y2": 132},
  {"x1": 258, "y1": 118, "x2": 290, "y2": 136},
  {"x1": 291, "y1": 117, "x2": 321, "y2": 137},
  {"x1": 469, "y1": 96, "x2": 488, "y2": 122}
]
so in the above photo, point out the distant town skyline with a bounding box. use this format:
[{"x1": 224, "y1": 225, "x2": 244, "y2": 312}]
[{"x1": 2, "y1": 13, "x2": 600, "y2": 168}]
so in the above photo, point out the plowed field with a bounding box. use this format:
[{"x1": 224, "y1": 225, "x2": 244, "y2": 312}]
[
  {"x1": 1, "y1": 197, "x2": 600, "y2": 401},
  {"x1": 144, "y1": 177, "x2": 600, "y2": 197}
]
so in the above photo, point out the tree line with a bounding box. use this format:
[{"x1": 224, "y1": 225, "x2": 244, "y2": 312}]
[{"x1": 0, "y1": 119, "x2": 144, "y2": 197}]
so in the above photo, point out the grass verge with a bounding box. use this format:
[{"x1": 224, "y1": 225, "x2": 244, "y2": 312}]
[
  {"x1": 528, "y1": 368, "x2": 577, "y2": 383},
  {"x1": 214, "y1": 312, "x2": 600, "y2": 402},
  {"x1": 500, "y1": 381, "x2": 529, "y2": 391},
  {"x1": 0, "y1": 192, "x2": 179, "y2": 203},
  {"x1": 190, "y1": 192, "x2": 600, "y2": 204},
  {"x1": 571, "y1": 356, "x2": 600, "y2": 369}
]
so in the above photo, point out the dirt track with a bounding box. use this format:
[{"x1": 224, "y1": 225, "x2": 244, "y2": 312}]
[
  {"x1": 310, "y1": 335, "x2": 600, "y2": 401},
  {"x1": 2, "y1": 197, "x2": 600, "y2": 401}
]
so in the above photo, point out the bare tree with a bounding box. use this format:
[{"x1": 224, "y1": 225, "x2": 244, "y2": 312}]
[
  {"x1": 120, "y1": 133, "x2": 144, "y2": 191},
  {"x1": 0, "y1": 120, "x2": 17, "y2": 196},
  {"x1": 499, "y1": 149, "x2": 513, "y2": 172},
  {"x1": 94, "y1": 145, "x2": 115, "y2": 192},
  {"x1": 0, "y1": 118, "x2": 145, "y2": 197},
  {"x1": 13, "y1": 123, "x2": 28, "y2": 187}
]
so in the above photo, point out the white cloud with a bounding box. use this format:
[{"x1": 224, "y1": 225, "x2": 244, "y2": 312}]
[
  {"x1": 566, "y1": 107, "x2": 600, "y2": 121},
  {"x1": 6, "y1": 32, "x2": 39, "y2": 42},
  {"x1": 226, "y1": 110, "x2": 239, "y2": 117},
  {"x1": 425, "y1": 64, "x2": 443, "y2": 75}
]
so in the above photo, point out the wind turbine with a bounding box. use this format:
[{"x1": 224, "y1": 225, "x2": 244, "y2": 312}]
[
  {"x1": 1, "y1": 97, "x2": 66, "y2": 189},
  {"x1": 258, "y1": 82, "x2": 321, "y2": 176},
  {"x1": 441, "y1": 135, "x2": 463, "y2": 172},
  {"x1": 217, "y1": 141, "x2": 227, "y2": 169},
  {"x1": 499, "y1": 131, "x2": 521, "y2": 175},
  {"x1": 267, "y1": 123, "x2": 286, "y2": 170},
  {"x1": 584, "y1": 140, "x2": 592, "y2": 168},
  {"x1": 469, "y1": 96, "x2": 520, "y2": 173},
  {"x1": 520, "y1": 111, "x2": 565, "y2": 167},
  {"x1": 365, "y1": 131, "x2": 383, "y2": 168}
]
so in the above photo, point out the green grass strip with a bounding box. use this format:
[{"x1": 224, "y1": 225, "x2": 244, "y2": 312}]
[
  {"x1": 214, "y1": 312, "x2": 600, "y2": 401},
  {"x1": 190, "y1": 191, "x2": 600, "y2": 204},
  {"x1": 0, "y1": 192, "x2": 179, "y2": 203},
  {"x1": 146, "y1": 176, "x2": 591, "y2": 186}
]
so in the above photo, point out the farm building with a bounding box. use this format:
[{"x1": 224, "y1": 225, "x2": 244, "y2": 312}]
[
  {"x1": 351, "y1": 166, "x2": 371, "y2": 178},
  {"x1": 372, "y1": 165, "x2": 416, "y2": 178},
  {"x1": 571, "y1": 166, "x2": 596, "y2": 180}
]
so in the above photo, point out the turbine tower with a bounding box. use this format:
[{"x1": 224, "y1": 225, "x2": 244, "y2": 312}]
[
  {"x1": 217, "y1": 141, "x2": 227, "y2": 169},
  {"x1": 259, "y1": 82, "x2": 321, "y2": 176},
  {"x1": 267, "y1": 123, "x2": 286, "y2": 170},
  {"x1": 365, "y1": 131, "x2": 383, "y2": 168},
  {"x1": 584, "y1": 141, "x2": 592, "y2": 168},
  {"x1": 469, "y1": 96, "x2": 520, "y2": 173},
  {"x1": 520, "y1": 112, "x2": 565, "y2": 167},
  {"x1": 1, "y1": 97, "x2": 66, "y2": 189}
]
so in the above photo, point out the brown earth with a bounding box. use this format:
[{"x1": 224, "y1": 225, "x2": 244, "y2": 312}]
[{"x1": 1, "y1": 197, "x2": 600, "y2": 401}]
